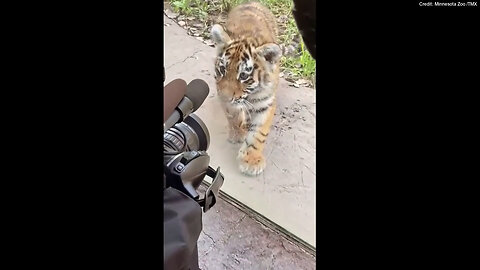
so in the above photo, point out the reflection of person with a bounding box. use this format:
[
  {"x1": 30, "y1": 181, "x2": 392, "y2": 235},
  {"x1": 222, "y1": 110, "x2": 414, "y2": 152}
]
[
  {"x1": 164, "y1": 174, "x2": 201, "y2": 269},
  {"x1": 292, "y1": 0, "x2": 316, "y2": 60},
  {"x1": 163, "y1": 70, "x2": 201, "y2": 269}
]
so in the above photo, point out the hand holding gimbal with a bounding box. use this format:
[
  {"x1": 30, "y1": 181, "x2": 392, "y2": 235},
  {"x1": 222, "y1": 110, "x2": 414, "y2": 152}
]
[{"x1": 163, "y1": 72, "x2": 224, "y2": 212}]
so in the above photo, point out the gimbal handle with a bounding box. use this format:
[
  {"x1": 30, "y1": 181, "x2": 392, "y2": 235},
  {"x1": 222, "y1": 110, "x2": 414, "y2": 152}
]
[{"x1": 196, "y1": 166, "x2": 224, "y2": 213}]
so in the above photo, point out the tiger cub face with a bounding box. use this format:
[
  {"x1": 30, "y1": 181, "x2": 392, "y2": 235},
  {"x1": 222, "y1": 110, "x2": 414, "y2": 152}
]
[{"x1": 211, "y1": 24, "x2": 282, "y2": 107}]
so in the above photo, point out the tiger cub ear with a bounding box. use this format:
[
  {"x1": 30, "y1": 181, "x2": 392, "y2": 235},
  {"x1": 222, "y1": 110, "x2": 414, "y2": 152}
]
[
  {"x1": 211, "y1": 24, "x2": 231, "y2": 51},
  {"x1": 256, "y1": 43, "x2": 282, "y2": 66}
]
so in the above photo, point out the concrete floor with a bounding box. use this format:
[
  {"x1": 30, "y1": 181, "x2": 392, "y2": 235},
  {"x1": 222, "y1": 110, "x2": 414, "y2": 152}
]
[
  {"x1": 197, "y1": 184, "x2": 315, "y2": 270},
  {"x1": 164, "y1": 15, "x2": 316, "y2": 248}
]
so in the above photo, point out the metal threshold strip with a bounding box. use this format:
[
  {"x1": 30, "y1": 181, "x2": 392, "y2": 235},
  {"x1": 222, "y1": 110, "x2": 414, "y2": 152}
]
[{"x1": 201, "y1": 181, "x2": 316, "y2": 257}]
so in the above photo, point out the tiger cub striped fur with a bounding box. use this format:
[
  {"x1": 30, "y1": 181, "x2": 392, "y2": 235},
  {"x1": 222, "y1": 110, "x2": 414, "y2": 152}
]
[{"x1": 211, "y1": 1, "x2": 282, "y2": 176}]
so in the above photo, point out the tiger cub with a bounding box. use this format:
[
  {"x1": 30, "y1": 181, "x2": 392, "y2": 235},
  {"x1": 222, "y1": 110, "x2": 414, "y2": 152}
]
[{"x1": 211, "y1": 1, "x2": 282, "y2": 176}]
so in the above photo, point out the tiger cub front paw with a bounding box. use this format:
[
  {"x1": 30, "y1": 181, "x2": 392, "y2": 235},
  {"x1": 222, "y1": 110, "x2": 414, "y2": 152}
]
[{"x1": 237, "y1": 146, "x2": 266, "y2": 176}]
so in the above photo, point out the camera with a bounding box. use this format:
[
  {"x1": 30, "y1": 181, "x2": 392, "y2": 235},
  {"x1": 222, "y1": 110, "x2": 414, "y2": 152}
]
[
  {"x1": 163, "y1": 114, "x2": 210, "y2": 198},
  {"x1": 164, "y1": 114, "x2": 210, "y2": 157},
  {"x1": 163, "y1": 70, "x2": 224, "y2": 213}
]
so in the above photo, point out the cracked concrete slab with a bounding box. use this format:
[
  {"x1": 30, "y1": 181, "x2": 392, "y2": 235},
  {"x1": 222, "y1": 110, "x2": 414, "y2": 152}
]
[
  {"x1": 164, "y1": 15, "x2": 316, "y2": 248},
  {"x1": 197, "y1": 185, "x2": 315, "y2": 270}
]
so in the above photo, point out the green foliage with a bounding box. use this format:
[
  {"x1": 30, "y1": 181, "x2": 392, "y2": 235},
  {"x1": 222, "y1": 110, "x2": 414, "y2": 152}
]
[
  {"x1": 282, "y1": 42, "x2": 315, "y2": 81},
  {"x1": 167, "y1": 0, "x2": 316, "y2": 84},
  {"x1": 171, "y1": 0, "x2": 191, "y2": 13}
]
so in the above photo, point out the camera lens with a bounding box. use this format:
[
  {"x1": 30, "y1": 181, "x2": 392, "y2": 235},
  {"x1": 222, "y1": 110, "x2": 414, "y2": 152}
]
[{"x1": 164, "y1": 114, "x2": 210, "y2": 154}]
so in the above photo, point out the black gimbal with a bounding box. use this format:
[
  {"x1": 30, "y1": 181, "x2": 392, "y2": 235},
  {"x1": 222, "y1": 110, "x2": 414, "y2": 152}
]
[{"x1": 163, "y1": 68, "x2": 224, "y2": 212}]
